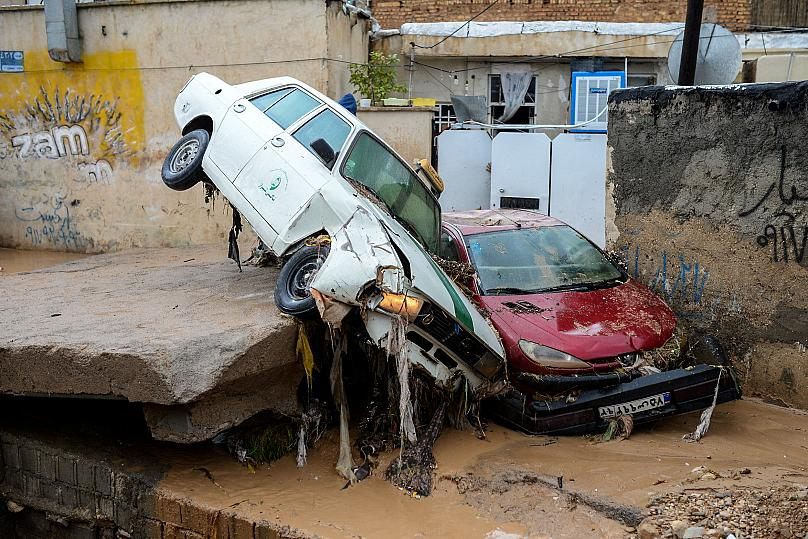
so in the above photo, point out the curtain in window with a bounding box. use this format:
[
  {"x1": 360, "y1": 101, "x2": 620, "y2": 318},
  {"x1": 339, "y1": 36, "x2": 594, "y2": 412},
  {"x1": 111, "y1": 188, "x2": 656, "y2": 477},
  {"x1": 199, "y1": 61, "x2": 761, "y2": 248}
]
[{"x1": 497, "y1": 71, "x2": 533, "y2": 123}]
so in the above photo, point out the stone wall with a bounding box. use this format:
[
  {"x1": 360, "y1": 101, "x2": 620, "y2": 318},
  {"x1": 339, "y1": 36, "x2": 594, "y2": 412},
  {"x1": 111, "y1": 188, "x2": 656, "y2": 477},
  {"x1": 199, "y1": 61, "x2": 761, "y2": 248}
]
[
  {"x1": 607, "y1": 82, "x2": 808, "y2": 408},
  {"x1": 0, "y1": 0, "x2": 368, "y2": 253},
  {"x1": 372, "y1": 0, "x2": 751, "y2": 32}
]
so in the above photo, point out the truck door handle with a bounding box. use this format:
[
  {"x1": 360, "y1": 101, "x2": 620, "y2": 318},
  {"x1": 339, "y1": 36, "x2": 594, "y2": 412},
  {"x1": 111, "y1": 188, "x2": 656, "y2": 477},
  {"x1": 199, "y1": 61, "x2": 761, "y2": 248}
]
[
  {"x1": 271, "y1": 136, "x2": 285, "y2": 148},
  {"x1": 233, "y1": 103, "x2": 245, "y2": 113}
]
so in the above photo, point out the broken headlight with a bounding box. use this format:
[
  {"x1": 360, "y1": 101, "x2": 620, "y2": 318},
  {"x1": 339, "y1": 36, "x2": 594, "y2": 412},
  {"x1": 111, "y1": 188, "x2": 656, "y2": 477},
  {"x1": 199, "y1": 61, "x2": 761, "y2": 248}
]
[
  {"x1": 376, "y1": 291, "x2": 424, "y2": 321},
  {"x1": 518, "y1": 340, "x2": 591, "y2": 369}
]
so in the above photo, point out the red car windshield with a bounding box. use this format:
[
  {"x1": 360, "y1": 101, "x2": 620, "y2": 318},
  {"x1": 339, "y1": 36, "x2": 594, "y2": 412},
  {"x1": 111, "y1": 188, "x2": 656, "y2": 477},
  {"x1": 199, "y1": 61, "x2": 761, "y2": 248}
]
[{"x1": 465, "y1": 226, "x2": 624, "y2": 295}]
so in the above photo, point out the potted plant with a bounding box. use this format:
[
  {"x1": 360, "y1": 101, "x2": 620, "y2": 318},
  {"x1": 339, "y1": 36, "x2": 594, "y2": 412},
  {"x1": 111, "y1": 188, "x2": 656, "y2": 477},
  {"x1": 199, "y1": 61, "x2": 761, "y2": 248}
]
[{"x1": 349, "y1": 51, "x2": 407, "y2": 107}]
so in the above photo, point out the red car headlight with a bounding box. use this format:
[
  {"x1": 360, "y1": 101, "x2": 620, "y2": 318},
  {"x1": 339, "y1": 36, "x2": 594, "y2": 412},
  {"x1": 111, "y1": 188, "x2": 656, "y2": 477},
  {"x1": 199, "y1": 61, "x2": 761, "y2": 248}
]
[{"x1": 518, "y1": 340, "x2": 591, "y2": 369}]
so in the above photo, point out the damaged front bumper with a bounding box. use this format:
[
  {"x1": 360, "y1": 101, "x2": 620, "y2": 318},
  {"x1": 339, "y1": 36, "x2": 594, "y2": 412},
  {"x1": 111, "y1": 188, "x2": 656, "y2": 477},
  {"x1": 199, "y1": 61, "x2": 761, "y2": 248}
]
[{"x1": 486, "y1": 364, "x2": 741, "y2": 436}]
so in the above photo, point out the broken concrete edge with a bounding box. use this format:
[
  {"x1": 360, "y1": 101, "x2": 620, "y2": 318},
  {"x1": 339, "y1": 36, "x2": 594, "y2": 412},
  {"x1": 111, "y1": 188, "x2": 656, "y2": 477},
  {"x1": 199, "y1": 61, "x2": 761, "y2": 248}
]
[{"x1": 0, "y1": 430, "x2": 317, "y2": 539}]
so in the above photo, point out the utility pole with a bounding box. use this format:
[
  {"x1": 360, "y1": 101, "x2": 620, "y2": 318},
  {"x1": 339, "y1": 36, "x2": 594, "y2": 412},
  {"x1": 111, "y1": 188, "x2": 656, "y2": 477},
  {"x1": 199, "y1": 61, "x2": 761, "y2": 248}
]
[{"x1": 678, "y1": 0, "x2": 705, "y2": 85}]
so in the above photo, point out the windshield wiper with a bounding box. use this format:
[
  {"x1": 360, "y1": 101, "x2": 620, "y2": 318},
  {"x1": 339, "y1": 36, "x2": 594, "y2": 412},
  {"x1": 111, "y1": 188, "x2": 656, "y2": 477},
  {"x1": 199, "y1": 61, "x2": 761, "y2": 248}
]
[
  {"x1": 580, "y1": 277, "x2": 626, "y2": 291},
  {"x1": 486, "y1": 287, "x2": 537, "y2": 295},
  {"x1": 534, "y1": 283, "x2": 592, "y2": 293}
]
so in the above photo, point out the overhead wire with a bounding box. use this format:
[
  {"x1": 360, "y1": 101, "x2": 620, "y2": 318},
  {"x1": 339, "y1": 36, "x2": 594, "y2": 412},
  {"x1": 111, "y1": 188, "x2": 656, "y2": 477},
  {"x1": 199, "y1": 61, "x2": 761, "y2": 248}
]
[{"x1": 411, "y1": 0, "x2": 502, "y2": 50}]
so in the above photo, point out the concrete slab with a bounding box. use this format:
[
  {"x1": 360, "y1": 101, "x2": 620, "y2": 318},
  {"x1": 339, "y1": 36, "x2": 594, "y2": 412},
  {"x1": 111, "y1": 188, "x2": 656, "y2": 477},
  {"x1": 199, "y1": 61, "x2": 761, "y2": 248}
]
[{"x1": 0, "y1": 246, "x2": 302, "y2": 442}]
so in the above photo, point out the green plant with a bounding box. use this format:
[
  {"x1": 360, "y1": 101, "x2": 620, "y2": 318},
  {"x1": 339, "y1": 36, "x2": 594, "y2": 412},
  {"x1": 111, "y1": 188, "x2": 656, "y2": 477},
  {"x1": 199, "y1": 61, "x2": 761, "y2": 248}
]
[{"x1": 349, "y1": 51, "x2": 407, "y2": 103}]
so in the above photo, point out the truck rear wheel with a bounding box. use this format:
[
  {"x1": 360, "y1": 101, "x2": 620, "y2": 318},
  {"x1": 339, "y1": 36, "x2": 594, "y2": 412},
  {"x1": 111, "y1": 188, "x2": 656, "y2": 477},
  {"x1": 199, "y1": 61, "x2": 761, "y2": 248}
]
[{"x1": 162, "y1": 129, "x2": 209, "y2": 191}]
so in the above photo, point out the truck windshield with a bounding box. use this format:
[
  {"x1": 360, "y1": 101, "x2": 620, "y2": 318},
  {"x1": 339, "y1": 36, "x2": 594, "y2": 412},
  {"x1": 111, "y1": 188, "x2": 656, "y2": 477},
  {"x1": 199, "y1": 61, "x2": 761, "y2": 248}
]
[
  {"x1": 466, "y1": 226, "x2": 624, "y2": 295},
  {"x1": 342, "y1": 132, "x2": 439, "y2": 252}
]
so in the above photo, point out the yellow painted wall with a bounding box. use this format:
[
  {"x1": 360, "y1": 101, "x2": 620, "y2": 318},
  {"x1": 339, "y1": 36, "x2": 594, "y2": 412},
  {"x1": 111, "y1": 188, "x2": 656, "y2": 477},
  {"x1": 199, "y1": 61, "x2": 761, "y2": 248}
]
[{"x1": 0, "y1": 0, "x2": 368, "y2": 252}]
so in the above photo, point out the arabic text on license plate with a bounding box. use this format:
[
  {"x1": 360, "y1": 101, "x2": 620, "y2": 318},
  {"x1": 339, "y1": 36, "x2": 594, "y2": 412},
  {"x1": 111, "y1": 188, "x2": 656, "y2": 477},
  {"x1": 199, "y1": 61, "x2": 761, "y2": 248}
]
[{"x1": 598, "y1": 392, "x2": 671, "y2": 419}]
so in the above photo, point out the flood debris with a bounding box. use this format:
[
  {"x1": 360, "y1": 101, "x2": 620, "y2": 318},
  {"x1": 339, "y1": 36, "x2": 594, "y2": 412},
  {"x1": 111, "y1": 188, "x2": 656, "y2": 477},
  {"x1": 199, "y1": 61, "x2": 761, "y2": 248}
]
[
  {"x1": 227, "y1": 203, "x2": 243, "y2": 271},
  {"x1": 389, "y1": 316, "x2": 417, "y2": 445},
  {"x1": 683, "y1": 369, "x2": 722, "y2": 443},
  {"x1": 329, "y1": 328, "x2": 356, "y2": 482},
  {"x1": 601, "y1": 414, "x2": 634, "y2": 442},
  {"x1": 386, "y1": 399, "x2": 447, "y2": 497}
]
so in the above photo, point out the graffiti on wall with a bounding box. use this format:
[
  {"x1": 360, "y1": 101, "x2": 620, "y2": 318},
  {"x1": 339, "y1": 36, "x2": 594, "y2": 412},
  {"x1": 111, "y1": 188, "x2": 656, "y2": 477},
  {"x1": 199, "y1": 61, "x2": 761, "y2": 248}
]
[
  {"x1": 0, "y1": 86, "x2": 134, "y2": 185},
  {"x1": 14, "y1": 192, "x2": 82, "y2": 249},
  {"x1": 0, "y1": 49, "x2": 145, "y2": 251},
  {"x1": 617, "y1": 244, "x2": 744, "y2": 324},
  {"x1": 738, "y1": 146, "x2": 808, "y2": 264}
]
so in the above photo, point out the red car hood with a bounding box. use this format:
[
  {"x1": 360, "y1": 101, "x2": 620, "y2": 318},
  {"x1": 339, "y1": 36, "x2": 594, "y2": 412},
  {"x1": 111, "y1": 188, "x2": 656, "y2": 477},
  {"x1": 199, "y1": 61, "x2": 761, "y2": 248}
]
[{"x1": 481, "y1": 279, "x2": 676, "y2": 361}]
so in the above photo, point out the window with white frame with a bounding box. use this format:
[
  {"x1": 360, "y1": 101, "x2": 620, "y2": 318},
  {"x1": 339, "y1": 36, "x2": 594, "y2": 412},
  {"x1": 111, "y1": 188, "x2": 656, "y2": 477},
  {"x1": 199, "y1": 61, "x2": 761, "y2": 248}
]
[
  {"x1": 570, "y1": 71, "x2": 625, "y2": 132},
  {"x1": 488, "y1": 74, "x2": 537, "y2": 127},
  {"x1": 433, "y1": 103, "x2": 456, "y2": 135}
]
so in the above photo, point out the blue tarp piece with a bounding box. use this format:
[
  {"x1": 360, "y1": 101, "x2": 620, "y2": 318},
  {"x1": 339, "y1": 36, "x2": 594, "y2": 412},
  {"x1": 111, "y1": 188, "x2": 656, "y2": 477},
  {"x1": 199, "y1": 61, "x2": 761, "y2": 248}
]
[{"x1": 338, "y1": 93, "x2": 357, "y2": 115}]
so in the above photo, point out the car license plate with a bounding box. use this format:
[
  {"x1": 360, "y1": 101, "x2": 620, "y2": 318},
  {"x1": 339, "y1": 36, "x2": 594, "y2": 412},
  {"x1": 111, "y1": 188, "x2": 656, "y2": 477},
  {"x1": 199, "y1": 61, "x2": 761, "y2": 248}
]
[{"x1": 598, "y1": 392, "x2": 671, "y2": 419}]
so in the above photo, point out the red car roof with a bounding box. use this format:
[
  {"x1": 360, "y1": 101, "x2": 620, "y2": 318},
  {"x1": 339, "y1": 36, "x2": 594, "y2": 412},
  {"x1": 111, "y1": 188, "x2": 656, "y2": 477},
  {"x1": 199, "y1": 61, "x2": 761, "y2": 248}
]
[{"x1": 442, "y1": 209, "x2": 565, "y2": 236}]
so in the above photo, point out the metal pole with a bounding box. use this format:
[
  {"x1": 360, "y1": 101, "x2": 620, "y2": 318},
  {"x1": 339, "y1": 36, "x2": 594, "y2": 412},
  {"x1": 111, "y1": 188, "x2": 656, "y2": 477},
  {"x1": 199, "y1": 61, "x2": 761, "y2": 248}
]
[{"x1": 678, "y1": 0, "x2": 704, "y2": 85}]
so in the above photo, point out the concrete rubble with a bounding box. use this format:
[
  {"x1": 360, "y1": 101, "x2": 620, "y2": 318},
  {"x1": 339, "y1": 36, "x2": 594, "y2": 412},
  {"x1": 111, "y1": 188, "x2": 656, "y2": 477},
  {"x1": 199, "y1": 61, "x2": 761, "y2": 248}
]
[{"x1": 0, "y1": 246, "x2": 302, "y2": 443}]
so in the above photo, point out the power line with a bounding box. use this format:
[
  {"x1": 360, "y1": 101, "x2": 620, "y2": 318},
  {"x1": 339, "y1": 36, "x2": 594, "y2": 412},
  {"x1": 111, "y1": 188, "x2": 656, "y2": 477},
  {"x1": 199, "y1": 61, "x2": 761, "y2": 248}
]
[
  {"x1": 4, "y1": 56, "x2": 370, "y2": 74},
  {"x1": 411, "y1": 0, "x2": 501, "y2": 50}
]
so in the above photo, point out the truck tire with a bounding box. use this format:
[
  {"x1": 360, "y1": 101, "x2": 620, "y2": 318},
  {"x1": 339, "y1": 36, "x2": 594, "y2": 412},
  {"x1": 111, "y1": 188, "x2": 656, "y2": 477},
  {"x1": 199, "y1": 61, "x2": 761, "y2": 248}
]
[
  {"x1": 162, "y1": 129, "x2": 209, "y2": 191},
  {"x1": 275, "y1": 245, "x2": 330, "y2": 318}
]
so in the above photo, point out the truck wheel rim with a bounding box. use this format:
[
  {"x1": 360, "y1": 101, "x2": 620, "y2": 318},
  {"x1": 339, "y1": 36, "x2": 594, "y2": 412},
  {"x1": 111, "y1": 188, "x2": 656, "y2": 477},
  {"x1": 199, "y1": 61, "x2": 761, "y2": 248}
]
[
  {"x1": 289, "y1": 256, "x2": 325, "y2": 300},
  {"x1": 169, "y1": 139, "x2": 200, "y2": 173}
]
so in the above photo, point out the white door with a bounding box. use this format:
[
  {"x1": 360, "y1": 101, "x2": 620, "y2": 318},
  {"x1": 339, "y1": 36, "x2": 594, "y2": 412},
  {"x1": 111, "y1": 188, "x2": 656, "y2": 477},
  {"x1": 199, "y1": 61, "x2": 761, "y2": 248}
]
[
  {"x1": 234, "y1": 106, "x2": 353, "y2": 246},
  {"x1": 207, "y1": 97, "x2": 281, "y2": 181},
  {"x1": 550, "y1": 133, "x2": 607, "y2": 247},
  {"x1": 490, "y1": 132, "x2": 551, "y2": 213},
  {"x1": 437, "y1": 129, "x2": 492, "y2": 211}
]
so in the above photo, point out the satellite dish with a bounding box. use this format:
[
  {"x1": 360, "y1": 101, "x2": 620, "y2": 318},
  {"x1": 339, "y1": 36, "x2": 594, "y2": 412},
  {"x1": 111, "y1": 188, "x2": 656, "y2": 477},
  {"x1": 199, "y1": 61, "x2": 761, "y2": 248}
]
[{"x1": 667, "y1": 23, "x2": 742, "y2": 85}]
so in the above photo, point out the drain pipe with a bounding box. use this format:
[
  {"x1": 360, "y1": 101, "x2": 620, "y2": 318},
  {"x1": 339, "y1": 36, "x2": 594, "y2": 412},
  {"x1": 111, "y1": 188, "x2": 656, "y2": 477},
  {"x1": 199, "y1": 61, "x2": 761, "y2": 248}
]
[{"x1": 46, "y1": 0, "x2": 82, "y2": 63}]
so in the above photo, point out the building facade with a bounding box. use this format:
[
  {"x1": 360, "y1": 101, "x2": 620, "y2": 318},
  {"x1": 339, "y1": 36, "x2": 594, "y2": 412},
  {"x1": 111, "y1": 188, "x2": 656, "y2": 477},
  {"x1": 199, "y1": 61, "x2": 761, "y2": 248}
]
[
  {"x1": 0, "y1": 0, "x2": 368, "y2": 253},
  {"x1": 373, "y1": 0, "x2": 808, "y2": 153}
]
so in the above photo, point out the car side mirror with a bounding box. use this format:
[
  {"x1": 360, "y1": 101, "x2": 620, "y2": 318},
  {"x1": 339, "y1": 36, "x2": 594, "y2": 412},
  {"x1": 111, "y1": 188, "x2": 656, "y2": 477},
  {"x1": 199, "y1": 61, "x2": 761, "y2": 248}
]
[{"x1": 310, "y1": 138, "x2": 336, "y2": 168}]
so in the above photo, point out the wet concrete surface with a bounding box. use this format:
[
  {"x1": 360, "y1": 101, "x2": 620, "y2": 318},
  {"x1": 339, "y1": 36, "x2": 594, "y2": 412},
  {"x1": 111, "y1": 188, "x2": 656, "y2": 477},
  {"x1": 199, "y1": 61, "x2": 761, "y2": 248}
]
[{"x1": 0, "y1": 246, "x2": 301, "y2": 443}]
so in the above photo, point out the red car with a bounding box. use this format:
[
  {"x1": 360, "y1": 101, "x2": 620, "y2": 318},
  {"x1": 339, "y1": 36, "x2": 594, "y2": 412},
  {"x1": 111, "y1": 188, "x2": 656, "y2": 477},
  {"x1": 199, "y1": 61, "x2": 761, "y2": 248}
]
[{"x1": 438, "y1": 210, "x2": 739, "y2": 434}]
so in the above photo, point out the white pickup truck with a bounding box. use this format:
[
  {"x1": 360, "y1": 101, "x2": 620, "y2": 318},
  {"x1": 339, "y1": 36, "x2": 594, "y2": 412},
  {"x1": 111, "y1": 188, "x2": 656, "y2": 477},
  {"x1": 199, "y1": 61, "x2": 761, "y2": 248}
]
[{"x1": 162, "y1": 72, "x2": 505, "y2": 390}]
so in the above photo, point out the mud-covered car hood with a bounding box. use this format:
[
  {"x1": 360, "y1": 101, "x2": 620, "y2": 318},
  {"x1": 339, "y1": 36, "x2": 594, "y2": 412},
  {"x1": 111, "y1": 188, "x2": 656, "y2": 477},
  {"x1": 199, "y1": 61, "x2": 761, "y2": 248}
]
[{"x1": 481, "y1": 279, "x2": 676, "y2": 361}]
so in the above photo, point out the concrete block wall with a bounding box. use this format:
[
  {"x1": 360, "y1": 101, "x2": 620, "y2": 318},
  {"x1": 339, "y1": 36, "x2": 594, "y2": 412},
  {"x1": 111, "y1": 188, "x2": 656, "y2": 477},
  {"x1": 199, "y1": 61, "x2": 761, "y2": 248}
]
[
  {"x1": 0, "y1": 431, "x2": 306, "y2": 538},
  {"x1": 607, "y1": 82, "x2": 808, "y2": 409},
  {"x1": 372, "y1": 0, "x2": 751, "y2": 32}
]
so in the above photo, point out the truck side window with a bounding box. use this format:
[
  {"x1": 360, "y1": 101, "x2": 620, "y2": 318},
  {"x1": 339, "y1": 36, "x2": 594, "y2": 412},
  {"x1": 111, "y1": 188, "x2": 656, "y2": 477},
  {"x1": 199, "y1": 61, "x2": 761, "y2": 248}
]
[
  {"x1": 293, "y1": 109, "x2": 351, "y2": 169},
  {"x1": 249, "y1": 88, "x2": 320, "y2": 129}
]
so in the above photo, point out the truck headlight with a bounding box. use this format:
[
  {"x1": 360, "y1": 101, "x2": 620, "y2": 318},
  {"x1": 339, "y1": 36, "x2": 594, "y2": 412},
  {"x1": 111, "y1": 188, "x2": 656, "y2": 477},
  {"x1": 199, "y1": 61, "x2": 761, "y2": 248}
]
[
  {"x1": 518, "y1": 340, "x2": 592, "y2": 369},
  {"x1": 377, "y1": 292, "x2": 423, "y2": 321}
]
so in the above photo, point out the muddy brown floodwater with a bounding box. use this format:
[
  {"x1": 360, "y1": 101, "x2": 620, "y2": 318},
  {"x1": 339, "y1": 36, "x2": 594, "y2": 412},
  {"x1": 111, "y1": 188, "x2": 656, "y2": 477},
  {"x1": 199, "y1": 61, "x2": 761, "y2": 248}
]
[
  {"x1": 158, "y1": 399, "x2": 807, "y2": 538},
  {"x1": 0, "y1": 247, "x2": 87, "y2": 274}
]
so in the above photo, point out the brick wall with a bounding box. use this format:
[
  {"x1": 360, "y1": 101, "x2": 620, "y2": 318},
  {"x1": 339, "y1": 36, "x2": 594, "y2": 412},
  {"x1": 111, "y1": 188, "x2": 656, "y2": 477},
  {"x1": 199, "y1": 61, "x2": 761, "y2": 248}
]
[
  {"x1": 0, "y1": 432, "x2": 307, "y2": 539},
  {"x1": 372, "y1": 1, "x2": 752, "y2": 32}
]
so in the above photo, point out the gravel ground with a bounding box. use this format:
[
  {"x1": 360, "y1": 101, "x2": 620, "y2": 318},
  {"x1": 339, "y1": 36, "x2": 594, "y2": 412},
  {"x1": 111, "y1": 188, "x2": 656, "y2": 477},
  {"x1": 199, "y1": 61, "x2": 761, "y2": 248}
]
[{"x1": 636, "y1": 481, "x2": 808, "y2": 539}]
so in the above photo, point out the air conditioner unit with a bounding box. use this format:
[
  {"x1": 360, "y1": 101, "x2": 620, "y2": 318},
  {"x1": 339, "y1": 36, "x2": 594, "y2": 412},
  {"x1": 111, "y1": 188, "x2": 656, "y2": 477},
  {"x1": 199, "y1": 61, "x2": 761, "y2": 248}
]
[{"x1": 570, "y1": 71, "x2": 625, "y2": 133}]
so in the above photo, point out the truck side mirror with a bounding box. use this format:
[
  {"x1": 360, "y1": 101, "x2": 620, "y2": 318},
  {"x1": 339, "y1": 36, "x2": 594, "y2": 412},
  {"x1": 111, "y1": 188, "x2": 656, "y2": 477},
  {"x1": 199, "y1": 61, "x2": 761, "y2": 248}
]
[{"x1": 310, "y1": 138, "x2": 336, "y2": 169}]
